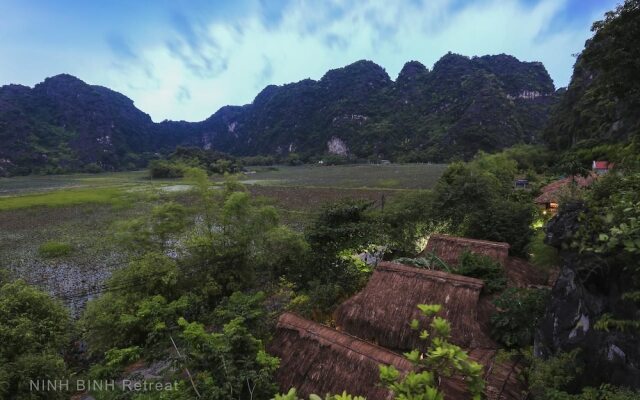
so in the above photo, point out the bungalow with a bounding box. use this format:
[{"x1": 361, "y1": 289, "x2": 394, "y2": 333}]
[
  {"x1": 269, "y1": 312, "x2": 412, "y2": 400},
  {"x1": 592, "y1": 160, "x2": 613, "y2": 175},
  {"x1": 534, "y1": 174, "x2": 596, "y2": 212},
  {"x1": 271, "y1": 312, "x2": 526, "y2": 400},
  {"x1": 334, "y1": 261, "x2": 494, "y2": 350},
  {"x1": 422, "y1": 234, "x2": 549, "y2": 286}
]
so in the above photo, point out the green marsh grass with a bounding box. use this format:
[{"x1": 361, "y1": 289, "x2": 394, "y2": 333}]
[
  {"x1": 0, "y1": 187, "x2": 128, "y2": 211},
  {"x1": 38, "y1": 241, "x2": 73, "y2": 258}
]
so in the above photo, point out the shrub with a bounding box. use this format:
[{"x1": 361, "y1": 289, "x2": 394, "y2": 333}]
[
  {"x1": 148, "y1": 159, "x2": 185, "y2": 179},
  {"x1": 455, "y1": 251, "x2": 506, "y2": 294},
  {"x1": 527, "y1": 348, "x2": 583, "y2": 398},
  {"x1": 83, "y1": 162, "x2": 103, "y2": 173},
  {"x1": 38, "y1": 241, "x2": 73, "y2": 258},
  {"x1": 381, "y1": 190, "x2": 442, "y2": 257},
  {"x1": 490, "y1": 288, "x2": 549, "y2": 348},
  {"x1": 0, "y1": 280, "x2": 71, "y2": 399},
  {"x1": 526, "y1": 347, "x2": 640, "y2": 399}
]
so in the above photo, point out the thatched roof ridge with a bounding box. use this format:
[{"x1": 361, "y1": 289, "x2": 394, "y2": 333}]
[
  {"x1": 423, "y1": 234, "x2": 510, "y2": 266},
  {"x1": 504, "y1": 257, "x2": 549, "y2": 288},
  {"x1": 269, "y1": 312, "x2": 412, "y2": 400},
  {"x1": 335, "y1": 261, "x2": 495, "y2": 350},
  {"x1": 277, "y1": 312, "x2": 411, "y2": 368},
  {"x1": 378, "y1": 261, "x2": 485, "y2": 288},
  {"x1": 469, "y1": 349, "x2": 526, "y2": 400}
]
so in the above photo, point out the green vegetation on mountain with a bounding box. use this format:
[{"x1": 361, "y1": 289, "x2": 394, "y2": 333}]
[
  {"x1": 544, "y1": 0, "x2": 640, "y2": 157},
  {"x1": 0, "y1": 53, "x2": 558, "y2": 176},
  {"x1": 214, "y1": 54, "x2": 558, "y2": 162}
]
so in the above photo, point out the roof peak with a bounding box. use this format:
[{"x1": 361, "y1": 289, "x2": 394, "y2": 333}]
[{"x1": 377, "y1": 261, "x2": 485, "y2": 288}]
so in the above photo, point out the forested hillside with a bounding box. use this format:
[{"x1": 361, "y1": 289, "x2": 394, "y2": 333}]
[
  {"x1": 0, "y1": 53, "x2": 558, "y2": 176},
  {"x1": 544, "y1": 0, "x2": 640, "y2": 155}
]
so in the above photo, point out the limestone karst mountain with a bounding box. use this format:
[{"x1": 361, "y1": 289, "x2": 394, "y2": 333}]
[{"x1": 0, "y1": 53, "x2": 559, "y2": 176}]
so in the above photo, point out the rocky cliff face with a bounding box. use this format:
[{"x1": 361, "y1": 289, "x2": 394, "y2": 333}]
[
  {"x1": 543, "y1": 1, "x2": 640, "y2": 150},
  {"x1": 0, "y1": 75, "x2": 162, "y2": 175},
  {"x1": 536, "y1": 202, "x2": 640, "y2": 389},
  {"x1": 0, "y1": 53, "x2": 560, "y2": 175}
]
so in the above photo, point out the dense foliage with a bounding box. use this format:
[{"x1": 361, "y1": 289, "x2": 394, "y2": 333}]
[
  {"x1": 301, "y1": 200, "x2": 383, "y2": 315},
  {"x1": 490, "y1": 288, "x2": 549, "y2": 348},
  {"x1": 544, "y1": 0, "x2": 640, "y2": 152},
  {"x1": 455, "y1": 251, "x2": 507, "y2": 294},
  {"x1": 0, "y1": 280, "x2": 72, "y2": 399},
  {"x1": 527, "y1": 349, "x2": 639, "y2": 399},
  {"x1": 431, "y1": 153, "x2": 536, "y2": 256},
  {"x1": 149, "y1": 147, "x2": 244, "y2": 178},
  {"x1": 572, "y1": 172, "x2": 640, "y2": 332}
]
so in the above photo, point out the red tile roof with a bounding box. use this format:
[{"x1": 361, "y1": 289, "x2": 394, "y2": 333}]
[
  {"x1": 593, "y1": 161, "x2": 611, "y2": 170},
  {"x1": 534, "y1": 174, "x2": 596, "y2": 205}
]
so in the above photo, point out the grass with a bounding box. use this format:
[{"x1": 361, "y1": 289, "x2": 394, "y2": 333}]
[
  {"x1": 527, "y1": 231, "x2": 561, "y2": 270},
  {"x1": 38, "y1": 241, "x2": 73, "y2": 258},
  {"x1": 0, "y1": 187, "x2": 128, "y2": 211},
  {"x1": 376, "y1": 178, "x2": 401, "y2": 188},
  {"x1": 240, "y1": 163, "x2": 447, "y2": 189},
  {"x1": 0, "y1": 171, "x2": 149, "y2": 196}
]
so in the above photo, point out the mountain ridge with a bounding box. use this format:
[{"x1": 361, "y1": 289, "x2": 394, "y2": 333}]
[{"x1": 0, "y1": 52, "x2": 559, "y2": 176}]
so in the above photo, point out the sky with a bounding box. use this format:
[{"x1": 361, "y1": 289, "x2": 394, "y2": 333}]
[{"x1": 0, "y1": 0, "x2": 619, "y2": 122}]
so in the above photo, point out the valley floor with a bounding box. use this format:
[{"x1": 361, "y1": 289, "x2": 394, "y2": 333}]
[{"x1": 0, "y1": 163, "x2": 446, "y2": 312}]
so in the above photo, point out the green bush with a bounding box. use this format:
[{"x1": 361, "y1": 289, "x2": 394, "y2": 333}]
[
  {"x1": 38, "y1": 241, "x2": 73, "y2": 258},
  {"x1": 148, "y1": 159, "x2": 186, "y2": 179},
  {"x1": 526, "y1": 347, "x2": 640, "y2": 399},
  {"x1": 455, "y1": 251, "x2": 506, "y2": 294},
  {"x1": 83, "y1": 162, "x2": 103, "y2": 173},
  {"x1": 381, "y1": 190, "x2": 439, "y2": 257},
  {"x1": 0, "y1": 280, "x2": 72, "y2": 399},
  {"x1": 490, "y1": 288, "x2": 549, "y2": 348}
]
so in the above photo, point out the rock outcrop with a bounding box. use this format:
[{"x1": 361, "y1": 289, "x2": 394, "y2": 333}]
[{"x1": 535, "y1": 202, "x2": 640, "y2": 389}]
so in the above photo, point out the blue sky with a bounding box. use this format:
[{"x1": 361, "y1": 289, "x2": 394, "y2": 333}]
[{"x1": 0, "y1": 0, "x2": 619, "y2": 122}]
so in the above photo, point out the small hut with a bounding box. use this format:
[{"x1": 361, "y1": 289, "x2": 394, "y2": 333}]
[
  {"x1": 334, "y1": 262, "x2": 494, "y2": 350},
  {"x1": 534, "y1": 174, "x2": 596, "y2": 211},
  {"x1": 269, "y1": 312, "x2": 412, "y2": 400},
  {"x1": 422, "y1": 234, "x2": 510, "y2": 266},
  {"x1": 592, "y1": 160, "x2": 613, "y2": 175}
]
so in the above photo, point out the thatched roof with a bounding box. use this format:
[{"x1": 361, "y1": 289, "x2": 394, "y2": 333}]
[
  {"x1": 469, "y1": 349, "x2": 526, "y2": 400},
  {"x1": 334, "y1": 261, "x2": 495, "y2": 350},
  {"x1": 268, "y1": 312, "x2": 412, "y2": 400},
  {"x1": 505, "y1": 257, "x2": 549, "y2": 288},
  {"x1": 270, "y1": 313, "x2": 525, "y2": 400},
  {"x1": 423, "y1": 234, "x2": 510, "y2": 266}
]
